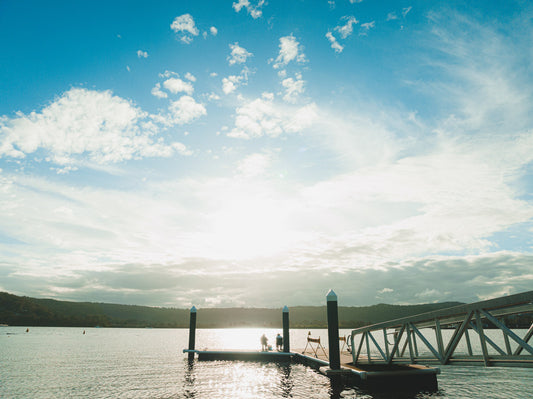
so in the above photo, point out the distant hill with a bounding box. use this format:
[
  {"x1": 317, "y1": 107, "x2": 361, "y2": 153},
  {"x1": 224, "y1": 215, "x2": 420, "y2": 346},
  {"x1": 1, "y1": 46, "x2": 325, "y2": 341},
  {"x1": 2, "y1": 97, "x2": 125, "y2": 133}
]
[{"x1": 0, "y1": 291, "x2": 463, "y2": 328}]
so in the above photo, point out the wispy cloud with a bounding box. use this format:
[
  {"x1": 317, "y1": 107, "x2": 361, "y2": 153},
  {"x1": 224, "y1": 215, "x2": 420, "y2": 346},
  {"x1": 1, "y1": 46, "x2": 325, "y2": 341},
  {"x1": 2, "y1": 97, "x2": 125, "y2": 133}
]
[
  {"x1": 335, "y1": 16, "x2": 358, "y2": 39},
  {"x1": 360, "y1": 21, "x2": 375, "y2": 34},
  {"x1": 1, "y1": 2, "x2": 532, "y2": 308},
  {"x1": 326, "y1": 15, "x2": 364, "y2": 52},
  {"x1": 236, "y1": 152, "x2": 272, "y2": 178},
  {"x1": 228, "y1": 94, "x2": 318, "y2": 139},
  {"x1": 232, "y1": 0, "x2": 266, "y2": 19},
  {"x1": 326, "y1": 32, "x2": 344, "y2": 53},
  {"x1": 387, "y1": 12, "x2": 398, "y2": 21}
]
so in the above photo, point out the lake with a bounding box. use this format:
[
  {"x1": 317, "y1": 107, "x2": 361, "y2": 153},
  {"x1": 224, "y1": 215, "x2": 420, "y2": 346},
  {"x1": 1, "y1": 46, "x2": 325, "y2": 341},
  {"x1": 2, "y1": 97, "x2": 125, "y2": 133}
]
[{"x1": 1, "y1": 327, "x2": 532, "y2": 398}]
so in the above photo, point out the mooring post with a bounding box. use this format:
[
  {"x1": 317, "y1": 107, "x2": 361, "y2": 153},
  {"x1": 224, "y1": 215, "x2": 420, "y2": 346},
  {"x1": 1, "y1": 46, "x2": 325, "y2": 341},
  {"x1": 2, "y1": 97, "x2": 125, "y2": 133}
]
[
  {"x1": 327, "y1": 289, "x2": 341, "y2": 370},
  {"x1": 188, "y1": 306, "x2": 197, "y2": 361},
  {"x1": 282, "y1": 305, "x2": 290, "y2": 352}
]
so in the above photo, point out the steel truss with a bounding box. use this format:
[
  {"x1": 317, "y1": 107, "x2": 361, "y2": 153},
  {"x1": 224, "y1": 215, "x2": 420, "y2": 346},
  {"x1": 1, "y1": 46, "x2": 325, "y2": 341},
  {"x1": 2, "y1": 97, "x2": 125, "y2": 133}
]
[{"x1": 350, "y1": 290, "x2": 533, "y2": 368}]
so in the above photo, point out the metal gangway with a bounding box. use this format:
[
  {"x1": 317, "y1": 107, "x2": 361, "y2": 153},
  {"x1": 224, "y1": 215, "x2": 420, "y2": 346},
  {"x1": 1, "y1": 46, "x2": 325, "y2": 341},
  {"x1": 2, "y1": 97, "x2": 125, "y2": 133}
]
[{"x1": 350, "y1": 290, "x2": 533, "y2": 368}]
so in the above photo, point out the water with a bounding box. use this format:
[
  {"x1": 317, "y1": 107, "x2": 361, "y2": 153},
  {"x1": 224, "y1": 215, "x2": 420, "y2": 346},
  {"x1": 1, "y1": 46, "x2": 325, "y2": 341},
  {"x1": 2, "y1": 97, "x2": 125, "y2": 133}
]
[{"x1": 1, "y1": 327, "x2": 532, "y2": 398}]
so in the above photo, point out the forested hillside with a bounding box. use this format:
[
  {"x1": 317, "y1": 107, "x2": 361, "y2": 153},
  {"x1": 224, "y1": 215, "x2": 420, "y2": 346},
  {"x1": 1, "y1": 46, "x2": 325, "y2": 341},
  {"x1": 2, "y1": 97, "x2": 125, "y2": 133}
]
[{"x1": 0, "y1": 291, "x2": 466, "y2": 328}]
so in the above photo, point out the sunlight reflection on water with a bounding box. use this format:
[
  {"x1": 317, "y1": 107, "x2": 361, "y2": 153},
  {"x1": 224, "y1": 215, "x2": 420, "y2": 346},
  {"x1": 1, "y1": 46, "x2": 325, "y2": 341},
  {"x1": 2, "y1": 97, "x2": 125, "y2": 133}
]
[{"x1": 1, "y1": 327, "x2": 532, "y2": 398}]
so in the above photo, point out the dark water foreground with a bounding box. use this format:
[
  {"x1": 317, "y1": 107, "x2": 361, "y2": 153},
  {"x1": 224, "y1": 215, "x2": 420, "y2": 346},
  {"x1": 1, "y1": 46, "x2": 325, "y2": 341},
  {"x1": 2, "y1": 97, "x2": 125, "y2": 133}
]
[{"x1": 1, "y1": 327, "x2": 532, "y2": 398}]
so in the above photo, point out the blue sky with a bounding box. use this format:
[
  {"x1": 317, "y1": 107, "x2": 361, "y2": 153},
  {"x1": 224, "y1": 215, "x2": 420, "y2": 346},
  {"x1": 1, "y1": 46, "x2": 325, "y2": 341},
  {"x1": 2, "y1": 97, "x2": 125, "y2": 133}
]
[{"x1": 1, "y1": 0, "x2": 532, "y2": 308}]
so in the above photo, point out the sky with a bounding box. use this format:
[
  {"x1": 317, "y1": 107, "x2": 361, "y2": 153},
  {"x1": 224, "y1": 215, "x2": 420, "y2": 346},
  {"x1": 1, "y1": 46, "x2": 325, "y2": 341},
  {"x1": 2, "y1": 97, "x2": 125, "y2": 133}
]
[{"x1": 1, "y1": 0, "x2": 532, "y2": 309}]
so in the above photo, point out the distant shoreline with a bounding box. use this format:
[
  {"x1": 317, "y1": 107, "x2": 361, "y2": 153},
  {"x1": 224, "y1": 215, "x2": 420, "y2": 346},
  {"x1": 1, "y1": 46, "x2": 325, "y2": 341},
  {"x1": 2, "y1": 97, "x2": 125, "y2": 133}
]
[{"x1": 2, "y1": 291, "x2": 532, "y2": 330}]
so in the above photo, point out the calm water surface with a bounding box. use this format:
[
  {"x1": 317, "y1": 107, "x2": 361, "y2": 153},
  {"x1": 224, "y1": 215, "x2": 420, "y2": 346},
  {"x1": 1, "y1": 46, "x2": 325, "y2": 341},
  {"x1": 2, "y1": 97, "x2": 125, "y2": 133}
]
[{"x1": 1, "y1": 327, "x2": 532, "y2": 398}]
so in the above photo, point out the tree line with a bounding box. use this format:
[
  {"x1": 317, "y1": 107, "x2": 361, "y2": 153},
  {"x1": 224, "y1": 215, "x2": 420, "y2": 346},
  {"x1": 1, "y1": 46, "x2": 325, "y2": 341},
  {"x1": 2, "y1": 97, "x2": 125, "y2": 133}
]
[{"x1": 1, "y1": 291, "x2": 531, "y2": 329}]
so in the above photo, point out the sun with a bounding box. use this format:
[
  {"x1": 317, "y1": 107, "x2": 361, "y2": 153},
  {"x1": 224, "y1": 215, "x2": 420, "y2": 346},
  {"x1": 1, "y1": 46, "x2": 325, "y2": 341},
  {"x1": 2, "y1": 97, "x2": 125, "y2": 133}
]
[{"x1": 207, "y1": 196, "x2": 293, "y2": 259}]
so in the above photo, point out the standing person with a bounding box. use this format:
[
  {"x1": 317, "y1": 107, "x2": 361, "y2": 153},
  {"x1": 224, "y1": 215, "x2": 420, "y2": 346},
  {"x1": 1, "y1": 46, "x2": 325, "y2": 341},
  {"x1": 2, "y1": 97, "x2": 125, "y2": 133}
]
[
  {"x1": 260, "y1": 333, "x2": 268, "y2": 351},
  {"x1": 276, "y1": 333, "x2": 283, "y2": 351}
]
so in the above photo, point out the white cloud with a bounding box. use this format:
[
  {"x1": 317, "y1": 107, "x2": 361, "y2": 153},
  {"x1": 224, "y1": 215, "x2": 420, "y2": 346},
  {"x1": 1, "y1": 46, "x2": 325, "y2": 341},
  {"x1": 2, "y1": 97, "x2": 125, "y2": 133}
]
[
  {"x1": 171, "y1": 142, "x2": 193, "y2": 156},
  {"x1": 151, "y1": 83, "x2": 168, "y2": 99},
  {"x1": 228, "y1": 43, "x2": 252, "y2": 65},
  {"x1": 3, "y1": 8, "x2": 533, "y2": 309},
  {"x1": 349, "y1": 0, "x2": 363, "y2": 3},
  {"x1": 222, "y1": 67, "x2": 250, "y2": 95},
  {"x1": 159, "y1": 70, "x2": 176, "y2": 79},
  {"x1": 326, "y1": 32, "x2": 344, "y2": 53},
  {"x1": 297, "y1": 108, "x2": 533, "y2": 266},
  {"x1": 207, "y1": 92, "x2": 221, "y2": 101},
  {"x1": 415, "y1": 288, "x2": 441, "y2": 299},
  {"x1": 184, "y1": 72, "x2": 196, "y2": 82},
  {"x1": 360, "y1": 21, "x2": 375, "y2": 34},
  {"x1": 222, "y1": 75, "x2": 243, "y2": 94},
  {"x1": 210, "y1": 26, "x2": 218, "y2": 36},
  {"x1": 236, "y1": 153, "x2": 272, "y2": 177},
  {"x1": 0, "y1": 88, "x2": 187, "y2": 166},
  {"x1": 166, "y1": 95, "x2": 207, "y2": 125},
  {"x1": 281, "y1": 73, "x2": 305, "y2": 103},
  {"x1": 170, "y1": 14, "x2": 199, "y2": 44},
  {"x1": 272, "y1": 35, "x2": 306, "y2": 69},
  {"x1": 163, "y1": 77, "x2": 194, "y2": 95},
  {"x1": 422, "y1": 10, "x2": 531, "y2": 134},
  {"x1": 387, "y1": 7, "x2": 411, "y2": 22},
  {"x1": 137, "y1": 50, "x2": 148, "y2": 58},
  {"x1": 232, "y1": 0, "x2": 265, "y2": 19},
  {"x1": 261, "y1": 92, "x2": 274, "y2": 101},
  {"x1": 335, "y1": 16, "x2": 358, "y2": 39},
  {"x1": 228, "y1": 95, "x2": 318, "y2": 139}
]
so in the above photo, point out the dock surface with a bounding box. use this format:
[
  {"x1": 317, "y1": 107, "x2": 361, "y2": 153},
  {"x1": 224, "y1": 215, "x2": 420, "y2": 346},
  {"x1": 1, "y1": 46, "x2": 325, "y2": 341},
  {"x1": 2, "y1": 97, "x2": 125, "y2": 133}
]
[{"x1": 184, "y1": 347, "x2": 439, "y2": 391}]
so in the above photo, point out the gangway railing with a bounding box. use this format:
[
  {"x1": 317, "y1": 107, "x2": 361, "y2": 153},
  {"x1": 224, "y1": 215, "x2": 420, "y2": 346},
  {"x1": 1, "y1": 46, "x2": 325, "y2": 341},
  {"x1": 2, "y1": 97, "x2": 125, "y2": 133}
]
[{"x1": 350, "y1": 290, "x2": 533, "y2": 368}]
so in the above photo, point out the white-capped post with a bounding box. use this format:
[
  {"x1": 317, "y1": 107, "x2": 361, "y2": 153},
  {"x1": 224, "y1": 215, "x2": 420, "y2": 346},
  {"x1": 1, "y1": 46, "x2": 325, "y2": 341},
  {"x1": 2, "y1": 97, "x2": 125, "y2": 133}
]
[
  {"x1": 188, "y1": 306, "x2": 197, "y2": 361},
  {"x1": 327, "y1": 289, "x2": 341, "y2": 370},
  {"x1": 282, "y1": 306, "x2": 290, "y2": 352}
]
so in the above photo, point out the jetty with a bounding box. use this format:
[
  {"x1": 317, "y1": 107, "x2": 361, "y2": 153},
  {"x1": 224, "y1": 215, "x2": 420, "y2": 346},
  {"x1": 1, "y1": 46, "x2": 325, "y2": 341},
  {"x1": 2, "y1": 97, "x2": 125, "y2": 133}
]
[
  {"x1": 184, "y1": 289, "x2": 533, "y2": 391},
  {"x1": 183, "y1": 290, "x2": 441, "y2": 391}
]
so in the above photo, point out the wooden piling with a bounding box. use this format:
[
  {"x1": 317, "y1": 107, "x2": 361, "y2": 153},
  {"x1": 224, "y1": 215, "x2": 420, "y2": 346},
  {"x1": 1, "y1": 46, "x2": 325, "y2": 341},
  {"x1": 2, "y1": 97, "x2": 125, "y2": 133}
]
[
  {"x1": 283, "y1": 306, "x2": 290, "y2": 352},
  {"x1": 327, "y1": 289, "x2": 341, "y2": 370},
  {"x1": 188, "y1": 306, "x2": 197, "y2": 361}
]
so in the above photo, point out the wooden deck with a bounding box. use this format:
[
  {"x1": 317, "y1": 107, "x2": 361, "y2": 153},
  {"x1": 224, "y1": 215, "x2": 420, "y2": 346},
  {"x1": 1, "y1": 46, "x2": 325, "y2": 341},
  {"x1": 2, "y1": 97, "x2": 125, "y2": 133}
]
[
  {"x1": 185, "y1": 347, "x2": 439, "y2": 391},
  {"x1": 295, "y1": 347, "x2": 438, "y2": 389}
]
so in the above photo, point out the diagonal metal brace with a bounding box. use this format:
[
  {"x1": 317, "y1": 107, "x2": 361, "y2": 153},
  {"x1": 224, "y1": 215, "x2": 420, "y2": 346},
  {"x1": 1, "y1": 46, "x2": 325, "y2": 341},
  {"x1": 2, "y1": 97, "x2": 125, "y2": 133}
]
[
  {"x1": 410, "y1": 323, "x2": 443, "y2": 363},
  {"x1": 480, "y1": 309, "x2": 533, "y2": 356}
]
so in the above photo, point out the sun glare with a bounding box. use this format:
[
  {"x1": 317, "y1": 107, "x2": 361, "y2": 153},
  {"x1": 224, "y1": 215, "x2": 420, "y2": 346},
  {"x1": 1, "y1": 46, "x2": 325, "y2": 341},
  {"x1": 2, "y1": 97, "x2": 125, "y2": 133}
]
[{"x1": 208, "y1": 197, "x2": 293, "y2": 259}]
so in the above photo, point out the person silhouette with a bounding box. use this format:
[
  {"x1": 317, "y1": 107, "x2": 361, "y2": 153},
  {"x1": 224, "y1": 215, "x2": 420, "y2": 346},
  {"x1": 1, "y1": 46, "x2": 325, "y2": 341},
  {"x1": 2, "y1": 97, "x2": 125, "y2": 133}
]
[
  {"x1": 260, "y1": 333, "x2": 268, "y2": 351},
  {"x1": 276, "y1": 333, "x2": 283, "y2": 351}
]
